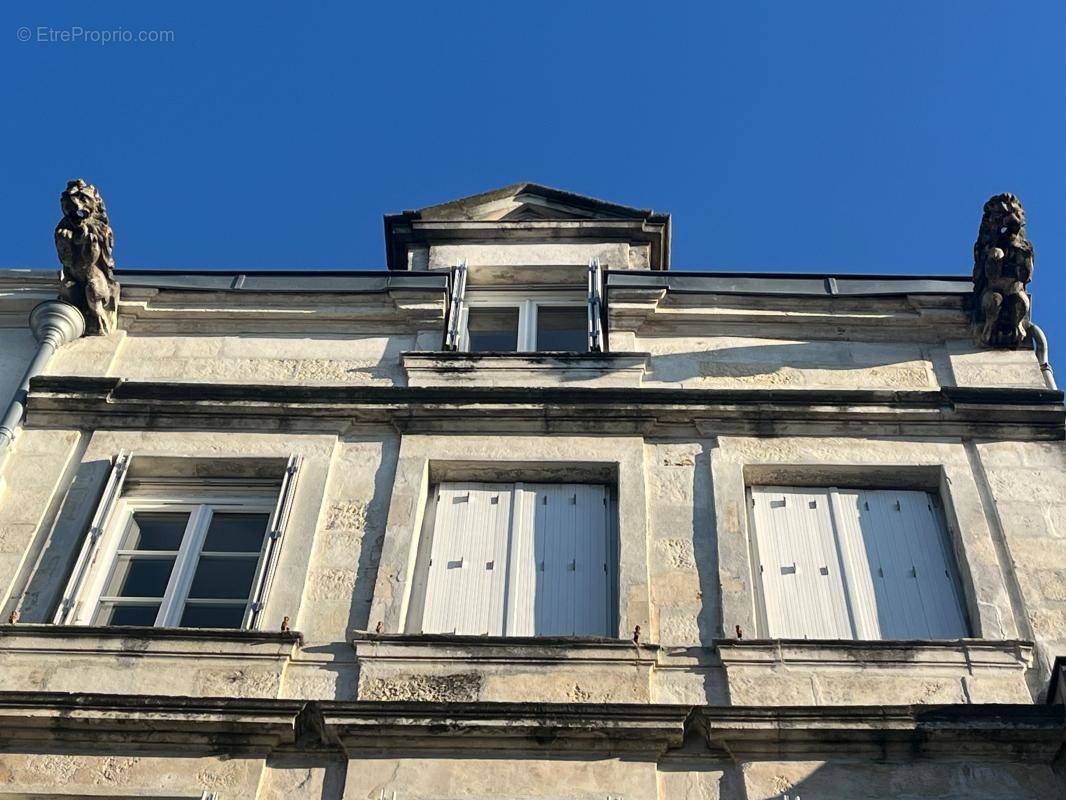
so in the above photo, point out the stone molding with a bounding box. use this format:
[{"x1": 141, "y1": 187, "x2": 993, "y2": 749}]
[
  {"x1": 0, "y1": 623, "x2": 302, "y2": 646},
  {"x1": 0, "y1": 270, "x2": 61, "y2": 324},
  {"x1": 0, "y1": 690, "x2": 1062, "y2": 760},
  {"x1": 117, "y1": 286, "x2": 446, "y2": 334},
  {"x1": 713, "y1": 638, "x2": 1032, "y2": 669},
  {"x1": 352, "y1": 631, "x2": 656, "y2": 659},
  {"x1": 401, "y1": 351, "x2": 650, "y2": 388},
  {"x1": 24, "y1": 377, "x2": 1066, "y2": 439}
]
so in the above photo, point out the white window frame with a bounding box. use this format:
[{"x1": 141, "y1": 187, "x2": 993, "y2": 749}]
[
  {"x1": 72, "y1": 490, "x2": 277, "y2": 630},
  {"x1": 459, "y1": 290, "x2": 588, "y2": 353}
]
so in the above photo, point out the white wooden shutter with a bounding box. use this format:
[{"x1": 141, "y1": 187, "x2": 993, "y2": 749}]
[
  {"x1": 750, "y1": 486, "x2": 854, "y2": 639},
  {"x1": 420, "y1": 482, "x2": 513, "y2": 635},
  {"x1": 751, "y1": 485, "x2": 969, "y2": 641},
  {"x1": 54, "y1": 451, "x2": 132, "y2": 624},
  {"x1": 587, "y1": 258, "x2": 605, "y2": 353},
  {"x1": 831, "y1": 488, "x2": 968, "y2": 640},
  {"x1": 442, "y1": 260, "x2": 468, "y2": 351},
  {"x1": 509, "y1": 483, "x2": 610, "y2": 637},
  {"x1": 249, "y1": 454, "x2": 302, "y2": 629},
  {"x1": 506, "y1": 483, "x2": 538, "y2": 636},
  {"x1": 419, "y1": 481, "x2": 613, "y2": 637}
]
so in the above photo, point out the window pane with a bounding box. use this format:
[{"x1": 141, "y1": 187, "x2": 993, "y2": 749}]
[
  {"x1": 180, "y1": 603, "x2": 247, "y2": 629},
  {"x1": 103, "y1": 556, "x2": 176, "y2": 598},
  {"x1": 97, "y1": 603, "x2": 160, "y2": 627},
  {"x1": 121, "y1": 512, "x2": 189, "y2": 550},
  {"x1": 466, "y1": 308, "x2": 519, "y2": 352},
  {"x1": 187, "y1": 555, "x2": 260, "y2": 600},
  {"x1": 535, "y1": 307, "x2": 587, "y2": 352},
  {"x1": 202, "y1": 513, "x2": 271, "y2": 552}
]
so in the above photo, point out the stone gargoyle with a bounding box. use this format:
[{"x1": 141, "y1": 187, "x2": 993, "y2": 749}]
[
  {"x1": 54, "y1": 178, "x2": 120, "y2": 335},
  {"x1": 972, "y1": 192, "x2": 1034, "y2": 349}
]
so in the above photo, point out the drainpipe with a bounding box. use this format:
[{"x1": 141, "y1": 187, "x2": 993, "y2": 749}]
[
  {"x1": 0, "y1": 301, "x2": 85, "y2": 459},
  {"x1": 1029, "y1": 322, "x2": 1057, "y2": 391}
]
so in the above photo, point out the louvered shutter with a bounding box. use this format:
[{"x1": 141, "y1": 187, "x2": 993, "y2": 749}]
[
  {"x1": 249, "y1": 454, "x2": 302, "y2": 629},
  {"x1": 442, "y1": 260, "x2": 468, "y2": 351},
  {"x1": 420, "y1": 483, "x2": 513, "y2": 635},
  {"x1": 54, "y1": 451, "x2": 132, "y2": 624},
  {"x1": 750, "y1": 486, "x2": 854, "y2": 639},
  {"x1": 587, "y1": 258, "x2": 605, "y2": 353}
]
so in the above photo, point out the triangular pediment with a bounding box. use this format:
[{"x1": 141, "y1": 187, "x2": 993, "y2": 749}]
[
  {"x1": 410, "y1": 182, "x2": 655, "y2": 222},
  {"x1": 498, "y1": 202, "x2": 587, "y2": 221},
  {"x1": 384, "y1": 182, "x2": 672, "y2": 270}
]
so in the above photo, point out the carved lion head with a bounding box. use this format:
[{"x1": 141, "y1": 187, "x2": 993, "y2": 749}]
[
  {"x1": 59, "y1": 178, "x2": 109, "y2": 227},
  {"x1": 979, "y1": 193, "x2": 1026, "y2": 240}
]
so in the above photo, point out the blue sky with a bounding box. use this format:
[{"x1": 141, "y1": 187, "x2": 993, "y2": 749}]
[{"x1": 3, "y1": 2, "x2": 1065, "y2": 355}]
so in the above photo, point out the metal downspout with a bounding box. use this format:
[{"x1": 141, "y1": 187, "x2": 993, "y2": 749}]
[
  {"x1": 0, "y1": 301, "x2": 85, "y2": 460},
  {"x1": 1029, "y1": 322, "x2": 1057, "y2": 390}
]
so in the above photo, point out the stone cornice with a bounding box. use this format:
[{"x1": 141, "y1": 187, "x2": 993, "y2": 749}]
[
  {"x1": 385, "y1": 218, "x2": 671, "y2": 271},
  {"x1": 0, "y1": 691, "x2": 1061, "y2": 760},
  {"x1": 24, "y1": 377, "x2": 1066, "y2": 440},
  {"x1": 0, "y1": 269, "x2": 60, "y2": 325}
]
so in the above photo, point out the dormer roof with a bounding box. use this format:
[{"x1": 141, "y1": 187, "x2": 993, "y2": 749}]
[{"x1": 384, "y1": 182, "x2": 671, "y2": 270}]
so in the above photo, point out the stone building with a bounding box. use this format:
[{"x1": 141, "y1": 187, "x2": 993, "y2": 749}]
[{"x1": 0, "y1": 181, "x2": 1063, "y2": 798}]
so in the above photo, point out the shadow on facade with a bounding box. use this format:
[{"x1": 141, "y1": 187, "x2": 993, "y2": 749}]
[{"x1": 646, "y1": 340, "x2": 950, "y2": 387}]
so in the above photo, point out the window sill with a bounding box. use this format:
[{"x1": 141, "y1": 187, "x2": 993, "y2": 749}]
[
  {"x1": 0, "y1": 623, "x2": 301, "y2": 651},
  {"x1": 352, "y1": 631, "x2": 657, "y2": 664},
  {"x1": 401, "y1": 351, "x2": 649, "y2": 388},
  {"x1": 712, "y1": 638, "x2": 1032, "y2": 669},
  {"x1": 0, "y1": 624, "x2": 300, "y2": 698}
]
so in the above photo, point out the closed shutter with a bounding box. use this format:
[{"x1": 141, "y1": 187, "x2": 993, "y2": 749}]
[
  {"x1": 510, "y1": 483, "x2": 610, "y2": 636},
  {"x1": 831, "y1": 489, "x2": 968, "y2": 639},
  {"x1": 751, "y1": 485, "x2": 969, "y2": 640},
  {"x1": 420, "y1": 483, "x2": 513, "y2": 635},
  {"x1": 419, "y1": 481, "x2": 613, "y2": 637},
  {"x1": 750, "y1": 486, "x2": 853, "y2": 639}
]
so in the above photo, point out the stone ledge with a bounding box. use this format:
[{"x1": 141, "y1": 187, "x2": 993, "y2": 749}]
[
  {"x1": 0, "y1": 691, "x2": 1063, "y2": 759},
  {"x1": 713, "y1": 638, "x2": 1032, "y2": 669},
  {"x1": 352, "y1": 632, "x2": 657, "y2": 664},
  {"x1": 401, "y1": 351, "x2": 650, "y2": 388},
  {"x1": 0, "y1": 624, "x2": 302, "y2": 658},
  {"x1": 352, "y1": 633, "x2": 657, "y2": 704},
  {"x1": 24, "y1": 377, "x2": 1066, "y2": 439}
]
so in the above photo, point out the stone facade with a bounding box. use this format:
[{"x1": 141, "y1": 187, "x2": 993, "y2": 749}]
[{"x1": 0, "y1": 184, "x2": 1063, "y2": 798}]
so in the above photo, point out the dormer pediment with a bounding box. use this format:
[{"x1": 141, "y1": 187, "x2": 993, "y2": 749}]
[{"x1": 384, "y1": 182, "x2": 671, "y2": 272}]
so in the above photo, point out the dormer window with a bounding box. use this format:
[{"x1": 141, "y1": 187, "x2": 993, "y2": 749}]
[
  {"x1": 461, "y1": 293, "x2": 588, "y2": 353},
  {"x1": 443, "y1": 260, "x2": 606, "y2": 353}
]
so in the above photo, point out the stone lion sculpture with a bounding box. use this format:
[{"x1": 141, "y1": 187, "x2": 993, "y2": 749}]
[
  {"x1": 54, "y1": 179, "x2": 120, "y2": 335},
  {"x1": 972, "y1": 192, "x2": 1034, "y2": 349}
]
